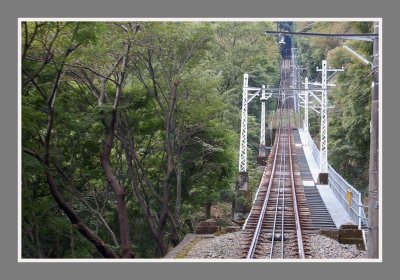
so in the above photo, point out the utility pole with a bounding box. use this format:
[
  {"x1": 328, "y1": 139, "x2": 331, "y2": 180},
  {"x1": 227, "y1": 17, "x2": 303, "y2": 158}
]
[
  {"x1": 292, "y1": 47, "x2": 298, "y2": 113},
  {"x1": 368, "y1": 21, "x2": 379, "y2": 259},
  {"x1": 257, "y1": 85, "x2": 272, "y2": 166},
  {"x1": 235, "y1": 73, "x2": 261, "y2": 222},
  {"x1": 303, "y1": 77, "x2": 309, "y2": 145},
  {"x1": 259, "y1": 85, "x2": 266, "y2": 157},
  {"x1": 320, "y1": 60, "x2": 328, "y2": 182},
  {"x1": 316, "y1": 60, "x2": 344, "y2": 184},
  {"x1": 238, "y1": 74, "x2": 249, "y2": 190},
  {"x1": 238, "y1": 74, "x2": 261, "y2": 176},
  {"x1": 234, "y1": 73, "x2": 250, "y2": 223}
]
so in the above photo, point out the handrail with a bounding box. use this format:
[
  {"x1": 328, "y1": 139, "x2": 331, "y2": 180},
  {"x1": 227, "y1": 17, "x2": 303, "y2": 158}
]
[{"x1": 305, "y1": 130, "x2": 368, "y2": 229}]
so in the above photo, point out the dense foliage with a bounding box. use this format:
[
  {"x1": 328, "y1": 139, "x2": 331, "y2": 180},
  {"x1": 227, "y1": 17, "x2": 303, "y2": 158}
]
[
  {"x1": 295, "y1": 21, "x2": 373, "y2": 192},
  {"x1": 21, "y1": 21, "x2": 373, "y2": 258},
  {"x1": 21, "y1": 21, "x2": 279, "y2": 258}
]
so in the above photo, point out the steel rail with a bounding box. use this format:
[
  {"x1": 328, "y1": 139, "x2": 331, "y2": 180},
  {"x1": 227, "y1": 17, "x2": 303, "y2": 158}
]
[
  {"x1": 281, "y1": 126, "x2": 287, "y2": 258},
  {"x1": 277, "y1": 59, "x2": 289, "y2": 258},
  {"x1": 247, "y1": 58, "x2": 303, "y2": 259},
  {"x1": 246, "y1": 111, "x2": 283, "y2": 259},
  {"x1": 287, "y1": 109, "x2": 305, "y2": 259},
  {"x1": 268, "y1": 124, "x2": 285, "y2": 258}
]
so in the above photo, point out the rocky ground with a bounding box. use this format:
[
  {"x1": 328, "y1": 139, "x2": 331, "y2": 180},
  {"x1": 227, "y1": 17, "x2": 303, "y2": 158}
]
[
  {"x1": 185, "y1": 231, "x2": 245, "y2": 259},
  {"x1": 183, "y1": 230, "x2": 368, "y2": 259},
  {"x1": 306, "y1": 234, "x2": 367, "y2": 259}
]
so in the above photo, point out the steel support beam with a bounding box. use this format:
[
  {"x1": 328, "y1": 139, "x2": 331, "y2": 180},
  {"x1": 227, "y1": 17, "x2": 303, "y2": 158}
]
[
  {"x1": 292, "y1": 48, "x2": 298, "y2": 113},
  {"x1": 259, "y1": 85, "x2": 266, "y2": 155},
  {"x1": 304, "y1": 77, "x2": 309, "y2": 145},
  {"x1": 320, "y1": 60, "x2": 328, "y2": 176},
  {"x1": 239, "y1": 74, "x2": 249, "y2": 173},
  {"x1": 316, "y1": 61, "x2": 344, "y2": 183},
  {"x1": 257, "y1": 85, "x2": 269, "y2": 166},
  {"x1": 367, "y1": 21, "x2": 379, "y2": 259}
]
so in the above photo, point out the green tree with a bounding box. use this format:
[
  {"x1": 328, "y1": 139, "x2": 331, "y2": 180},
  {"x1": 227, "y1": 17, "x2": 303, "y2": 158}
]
[
  {"x1": 21, "y1": 21, "x2": 282, "y2": 259},
  {"x1": 22, "y1": 22, "x2": 119, "y2": 258},
  {"x1": 296, "y1": 21, "x2": 373, "y2": 191}
]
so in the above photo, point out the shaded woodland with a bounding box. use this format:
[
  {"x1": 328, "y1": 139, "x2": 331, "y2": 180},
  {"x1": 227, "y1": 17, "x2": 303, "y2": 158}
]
[{"x1": 21, "y1": 21, "x2": 373, "y2": 258}]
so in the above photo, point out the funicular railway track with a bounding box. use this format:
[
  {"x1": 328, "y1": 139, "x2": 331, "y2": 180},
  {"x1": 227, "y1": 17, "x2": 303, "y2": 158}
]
[
  {"x1": 243, "y1": 108, "x2": 313, "y2": 259},
  {"x1": 242, "y1": 57, "x2": 313, "y2": 259}
]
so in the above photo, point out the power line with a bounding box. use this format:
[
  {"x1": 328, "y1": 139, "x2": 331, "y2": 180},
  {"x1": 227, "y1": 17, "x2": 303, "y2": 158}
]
[{"x1": 265, "y1": 30, "x2": 378, "y2": 42}]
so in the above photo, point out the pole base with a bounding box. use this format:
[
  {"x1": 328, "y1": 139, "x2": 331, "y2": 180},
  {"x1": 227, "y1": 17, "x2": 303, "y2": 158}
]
[
  {"x1": 232, "y1": 190, "x2": 252, "y2": 224},
  {"x1": 237, "y1": 172, "x2": 248, "y2": 191},
  {"x1": 232, "y1": 213, "x2": 248, "y2": 225},
  {"x1": 259, "y1": 144, "x2": 266, "y2": 157},
  {"x1": 257, "y1": 146, "x2": 271, "y2": 166},
  {"x1": 318, "y1": 173, "x2": 329, "y2": 184},
  {"x1": 256, "y1": 155, "x2": 268, "y2": 166}
]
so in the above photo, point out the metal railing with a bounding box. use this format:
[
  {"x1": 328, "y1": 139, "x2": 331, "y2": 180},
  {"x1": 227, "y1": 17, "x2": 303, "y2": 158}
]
[
  {"x1": 328, "y1": 166, "x2": 368, "y2": 229},
  {"x1": 306, "y1": 131, "x2": 368, "y2": 229},
  {"x1": 308, "y1": 132, "x2": 320, "y2": 168}
]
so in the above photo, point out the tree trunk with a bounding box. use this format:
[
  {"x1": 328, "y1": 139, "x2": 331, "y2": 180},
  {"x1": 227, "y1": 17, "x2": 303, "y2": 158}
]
[
  {"x1": 70, "y1": 227, "x2": 75, "y2": 258},
  {"x1": 45, "y1": 151, "x2": 118, "y2": 258},
  {"x1": 98, "y1": 77, "x2": 106, "y2": 105},
  {"x1": 23, "y1": 25, "x2": 119, "y2": 258},
  {"x1": 205, "y1": 201, "x2": 212, "y2": 219},
  {"x1": 175, "y1": 160, "x2": 182, "y2": 218},
  {"x1": 99, "y1": 43, "x2": 134, "y2": 258},
  {"x1": 100, "y1": 110, "x2": 134, "y2": 258},
  {"x1": 125, "y1": 149, "x2": 167, "y2": 256},
  {"x1": 120, "y1": 122, "x2": 182, "y2": 256},
  {"x1": 157, "y1": 136, "x2": 175, "y2": 256},
  {"x1": 45, "y1": 114, "x2": 117, "y2": 257},
  {"x1": 42, "y1": 55, "x2": 118, "y2": 258}
]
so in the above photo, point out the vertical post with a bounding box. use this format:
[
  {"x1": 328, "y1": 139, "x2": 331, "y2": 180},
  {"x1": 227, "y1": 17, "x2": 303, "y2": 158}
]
[
  {"x1": 235, "y1": 74, "x2": 250, "y2": 222},
  {"x1": 239, "y1": 74, "x2": 249, "y2": 173},
  {"x1": 292, "y1": 47, "x2": 297, "y2": 113},
  {"x1": 304, "y1": 77, "x2": 309, "y2": 145},
  {"x1": 368, "y1": 21, "x2": 379, "y2": 259},
  {"x1": 318, "y1": 60, "x2": 329, "y2": 184},
  {"x1": 257, "y1": 85, "x2": 268, "y2": 167},
  {"x1": 259, "y1": 85, "x2": 266, "y2": 156},
  {"x1": 237, "y1": 73, "x2": 249, "y2": 193},
  {"x1": 358, "y1": 194, "x2": 362, "y2": 230}
]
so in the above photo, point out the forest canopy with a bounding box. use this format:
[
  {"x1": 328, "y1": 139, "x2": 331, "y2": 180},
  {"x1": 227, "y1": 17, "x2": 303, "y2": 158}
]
[
  {"x1": 21, "y1": 21, "x2": 373, "y2": 258},
  {"x1": 21, "y1": 21, "x2": 279, "y2": 258}
]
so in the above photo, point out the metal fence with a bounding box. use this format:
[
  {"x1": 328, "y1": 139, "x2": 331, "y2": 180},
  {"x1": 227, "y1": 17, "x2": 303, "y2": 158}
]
[
  {"x1": 308, "y1": 132, "x2": 320, "y2": 168},
  {"x1": 328, "y1": 166, "x2": 368, "y2": 229},
  {"x1": 306, "y1": 131, "x2": 368, "y2": 229}
]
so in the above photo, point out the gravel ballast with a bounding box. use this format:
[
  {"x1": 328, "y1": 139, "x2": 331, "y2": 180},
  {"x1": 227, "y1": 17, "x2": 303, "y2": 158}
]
[
  {"x1": 306, "y1": 234, "x2": 367, "y2": 259},
  {"x1": 186, "y1": 231, "x2": 245, "y2": 259},
  {"x1": 184, "y1": 230, "x2": 368, "y2": 259}
]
